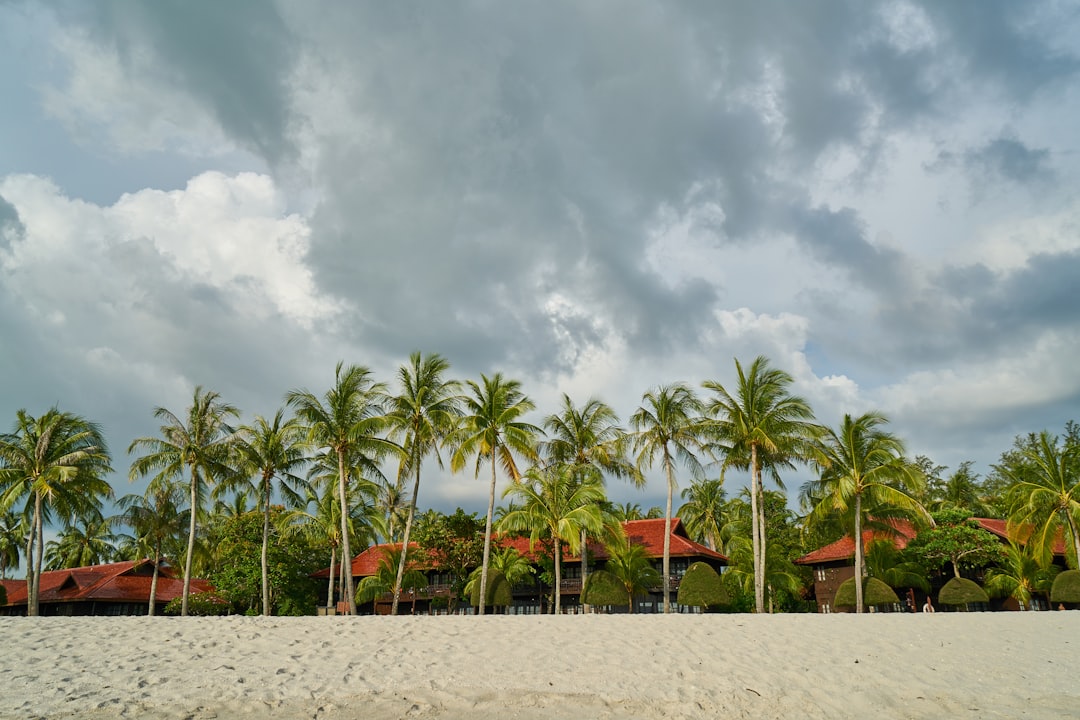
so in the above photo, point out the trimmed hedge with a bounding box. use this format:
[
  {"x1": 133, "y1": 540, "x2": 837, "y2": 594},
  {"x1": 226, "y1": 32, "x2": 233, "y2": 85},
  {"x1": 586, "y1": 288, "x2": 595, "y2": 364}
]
[
  {"x1": 677, "y1": 562, "x2": 730, "y2": 608},
  {"x1": 834, "y1": 577, "x2": 899, "y2": 608},
  {"x1": 581, "y1": 570, "x2": 627, "y2": 607},
  {"x1": 1050, "y1": 569, "x2": 1080, "y2": 604},
  {"x1": 164, "y1": 590, "x2": 231, "y2": 616},
  {"x1": 469, "y1": 569, "x2": 512, "y2": 608},
  {"x1": 938, "y1": 577, "x2": 989, "y2": 606}
]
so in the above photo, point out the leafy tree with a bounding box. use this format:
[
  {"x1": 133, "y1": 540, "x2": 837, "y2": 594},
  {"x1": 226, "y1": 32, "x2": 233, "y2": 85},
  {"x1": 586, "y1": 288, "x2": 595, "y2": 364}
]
[
  {"x1": 384, "y1": 352, "x2": 462, "y2": 615},
  {"x1": 128, "y1": 387, "x2": 238, "y2": 616},
  {"x1": 450, "y1": 373, "x2": 539, "y2": 615},
  {"x1": 234, "y1": 410, "x2": 308, "y2": 616},
  {"x1": 803, "y1": 412, "x2": 928, "y2": 613},
  {"x1": 44, "y1": 512, "x2": 117, "y2": 569},
  {"x1": 702, "y1": 355, "x2": 818, "y2": 614},
  {"x1": 413, "y1": 508, "x2": 485, "y2": 605},
  {"x1": 631, "y1": 383, "x2": 706, "y2": 613},
  {"x1": 498, "y1": 464, "x2": 606, "y2": 613},
  {"x1": 984, "y1": 542, "x2": 1060, "y2": 610},
  {"x1": 287, "y1": 363, "x2": 393, "y2": 615},
  {"x1": 115, "y1": 481, "x2": 188, "y2": 615},
  {"x1": 905, "y1": 508, "x2": 1004, "y2": 579},
  {"x1": 678, "y1": 478, "x2": 728, "y2": 552},
  {"x1": 0, "y1": 408, "x2": 113, "y2": 616},
  {"x1": 1002, "y1": 429, "x2": 1080, "y2": 567}
]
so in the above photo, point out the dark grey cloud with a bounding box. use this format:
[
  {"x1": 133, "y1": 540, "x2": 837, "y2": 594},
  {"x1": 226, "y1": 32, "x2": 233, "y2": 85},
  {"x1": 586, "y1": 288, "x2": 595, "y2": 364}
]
[
  {"x1": 928, "y1": 135, "x2": 1054, "y2": 196},
  {"x1": 0, "y1": 193, "x2": 23, "y2": 251}
]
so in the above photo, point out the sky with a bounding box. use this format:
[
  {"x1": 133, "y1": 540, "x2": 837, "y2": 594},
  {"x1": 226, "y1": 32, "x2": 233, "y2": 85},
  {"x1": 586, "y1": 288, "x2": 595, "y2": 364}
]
[{"x1": 1, "y1": 1, "x2": 1079, "y2": 520}]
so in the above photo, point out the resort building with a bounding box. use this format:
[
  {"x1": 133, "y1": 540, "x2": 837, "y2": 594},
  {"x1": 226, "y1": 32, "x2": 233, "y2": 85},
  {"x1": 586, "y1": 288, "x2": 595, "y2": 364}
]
[
  {"x1": 318, "y1": 518, "x2": 727, "y2": 615},
  {"x1": 0, "y1": 559, "x2": 212, "y2": 616}
]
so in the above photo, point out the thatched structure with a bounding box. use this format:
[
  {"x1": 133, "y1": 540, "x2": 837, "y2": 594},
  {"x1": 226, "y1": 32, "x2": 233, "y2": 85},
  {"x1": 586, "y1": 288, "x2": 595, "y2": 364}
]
[
  {"x1": 938, "y1": 577, "x2": 989, "y2": 607},
  {"x1": 469, "y1": 570, "x2": 512, "y2": 608},
  {"x1": 1050, "y1": 569, "x2": 1080, "y2": 604},
  {"x1": 676, "y1": 562, "x2": 730, "y2": 608},
  {"x1": 581, "y1": 570, "x2": 627, "y2": 607},
  {"x1": 833, "y1": 577, "x2": 899, "y2": 608}
]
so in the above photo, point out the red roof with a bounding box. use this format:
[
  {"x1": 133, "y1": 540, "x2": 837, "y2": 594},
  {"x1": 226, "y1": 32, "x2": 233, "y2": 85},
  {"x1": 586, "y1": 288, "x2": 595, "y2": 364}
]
[
  {"x1": 794, "y1": 519, "x2": 918, "y2": 565},
  {"x1": 1, "y1": 560, "x2": 212, "y2": 608},
  {"x1": 324, "y1": 518, "x2": 727, "y2": 578},
  {"x1": 974, "y1": 518, "x2": 1067, "y2": 555}
]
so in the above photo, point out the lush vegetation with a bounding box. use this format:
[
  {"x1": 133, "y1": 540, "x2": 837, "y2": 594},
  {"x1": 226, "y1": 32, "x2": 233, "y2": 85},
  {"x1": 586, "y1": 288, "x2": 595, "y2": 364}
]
[{"x1": 1, "y1": 353, "x2": 1076, "y2": 616}]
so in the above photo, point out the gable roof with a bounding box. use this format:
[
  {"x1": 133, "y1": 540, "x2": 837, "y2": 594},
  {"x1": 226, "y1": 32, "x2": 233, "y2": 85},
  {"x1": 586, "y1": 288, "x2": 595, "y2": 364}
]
[
  {"x1": 794, "y1": 519, "x2": 919, "y2": 565},
  {"x1": 1, "y1": 560, "x2": 211, "y2": 608}
]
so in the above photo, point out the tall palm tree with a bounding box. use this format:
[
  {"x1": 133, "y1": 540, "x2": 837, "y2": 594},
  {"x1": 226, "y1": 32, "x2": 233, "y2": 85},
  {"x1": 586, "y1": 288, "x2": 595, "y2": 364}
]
[
  {"x1": 0, "y1": 511, "x2": 27, "y2": 580},
  {"x1": 234, "y1": 409, "x2": 308, "y2": 615},
  {"x1": 0, "y1": 408, "x2": 113, "y2": 616},
  {"x1": 287, "y1": 363, "x2": 393, "y2": 615},
  {"x1": 450, "y1": 373, "x2": 539, "y2": 615},
  {"x1": 702, "y1": 356, "x2": 818, "y2": 614},
  {"x1": 601, "y1": 536, "x2": 661, "y2": 612},
  {"x1": 44, "y1": 512, "x2": 117, "y2": 569},
  {"x1": 385, "y1": 352, "x2": 462, "y2": 616},
  {"x1": 803, "y1": 412, "x2": 927, "y2": 613},
  {"x1": 678, "y1": 478, "x2": 728, "y2": 552},
  {"x1": 542, "y1": 395, "x2": 639, "y2": 604},
  {"x1": 630, "y1": 383, "x2": 706, "y2": 613},
  {"x1": 115, "y1": 482, "x2": 188, "y2": 615},
  {"x1": 499, "y1": 464, "x2": 606, "y2": 613},
  {"x1": 1003, "y1": 430, "x2": 1080, "y2": 567},
  {"x1": 984, "y1": 542, "x2": 1060, "y2": 611},
  {"x1": 128, "y1": 387, "x2": 237, "y2": 616}
]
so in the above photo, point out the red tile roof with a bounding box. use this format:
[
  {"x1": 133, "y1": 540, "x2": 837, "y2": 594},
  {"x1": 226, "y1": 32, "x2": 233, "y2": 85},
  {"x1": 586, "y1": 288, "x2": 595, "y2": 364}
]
[
  {"x1": 974, "y1": 518, "x2": 1066, "y2": 555},
  {"x1": 794, "y1": 519, "x2": 918, "y2": 565},
  {"x1": 1, "y1": 560, "x2": 211, "y2": 608},
  {"x1": 323, "y1": 518, "x2": 727, "y2": 578}
]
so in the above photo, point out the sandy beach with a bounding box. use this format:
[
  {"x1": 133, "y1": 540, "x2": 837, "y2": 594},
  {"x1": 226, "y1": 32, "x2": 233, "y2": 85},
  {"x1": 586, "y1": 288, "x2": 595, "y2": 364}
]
[{"x1": 1, "y1": 613, "x2": 1076, "y2": 719}]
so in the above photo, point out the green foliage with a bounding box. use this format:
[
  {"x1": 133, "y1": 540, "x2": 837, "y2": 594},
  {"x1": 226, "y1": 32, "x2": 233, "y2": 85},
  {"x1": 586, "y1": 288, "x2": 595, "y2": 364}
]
[
  {"x1": 209, "y1": 510, "x2": 325, "y2": 615},
  {"x1": 413, "y1": 508, "x2": 485, "y2": 600},
  {"x1": 356, "y1": 546, "x2": 428, "y2": 605},
  {"x1": 469, "y1": 569, "x2": 512, "y2": 608},
  {"x1": 984, "y1": 543, "x2": 1058, "y2": 608},
  {"x1": 581, "y1": 569, "x2": 627, "y2": 606},
  {"x1": 677, "y1": 562, "x2": 729, "y2": 608},
  {"x1": 938, "y1": 577, "x2": 989, "y2": 606},
  {"x1": 1051, "y1": 569, "x2": 1080, "y2": 603},
  {"x1": 865, "y1": 539, "x2": 929, "y2": 592},
  {"x1": 905, "y1": 509, "x2": 1004, "y2": 578},
  {"x1": 834, "y1": 577, "x2": 900, "y2": 607},
  {"x1": 164, "y1": 590, "x2": 230, "y2": 616}
]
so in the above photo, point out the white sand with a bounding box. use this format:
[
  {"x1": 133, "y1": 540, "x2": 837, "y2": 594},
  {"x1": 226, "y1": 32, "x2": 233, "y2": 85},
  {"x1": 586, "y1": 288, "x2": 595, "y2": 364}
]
[{"x1": 1, "y1": 613, "x2": 1076, "y2": 719}]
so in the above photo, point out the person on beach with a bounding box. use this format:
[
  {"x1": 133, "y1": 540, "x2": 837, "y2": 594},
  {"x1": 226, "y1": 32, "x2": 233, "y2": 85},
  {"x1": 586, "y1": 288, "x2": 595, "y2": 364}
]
[{"x1": 922, "y1": 598, "x2": 935, "y2": 613}]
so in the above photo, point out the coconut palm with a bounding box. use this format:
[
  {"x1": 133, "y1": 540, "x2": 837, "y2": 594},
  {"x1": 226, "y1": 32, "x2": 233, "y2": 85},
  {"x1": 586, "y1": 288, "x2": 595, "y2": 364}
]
[
  {"x1": 600, "y1": 536, "x2": 661, "y2": 612},
  {"x1": 802, "y1": 412, "x2": 928, "y2": 613},
  {"x1": 287, "y1": 363, "x2": 393, "y2": 615},
  {"x1": 0, "y1": 511, "x2": 27, "y2": 580},
  {"x1": 464, "y1": 546, "x2": 536, "y2": 599},
  {"x1": 864, "y1": 538, "x2": 929, "y2": 594},
  {"x1": 128, "y1": 387, "x2": 238, "y2": 616},
  {"x1": 0, "y1": 408, "x2": 113, "y2": 616},
  {"x1": 450, "y1": 373, "x2": 539, "y2": 615},
  {"x1": 610, "y1": 502, "x2": 645, "y2": 522},
  {"x1": 384, "y1": 352, "x2": 462, "y2": 616},
  {"x1": 234, "y1": 409, "x2": 308, "y2": 615},
  {"x1": 356, "y1": 546, "x2": 428, "y2": 613},
  {"x1": 678, "y1": 478, "x2": 728, "y2": 552},
  {"x1": 542, "y1": 394, "x2": 638, "y2": 603},
  {"x1": 1003, "y1": 430, "x2": 1080, "y2": 567},
  {"x1": 630, "y1": 383, "x2": 706, "y2": 613},
  {"x1": 701, "y1": 356, "x2": 818, "y2": 614},
  {"x1": 498, "y1": 464, "x2": 606, "y2": 613},
  {"x1": 985, "y1": 542, "x2": 1060, "y2": 611},
  {"x1": 44, "y1": 511, "x2": 117, "y2": 569},
  {"x1": 115, "y1": 481, "x2": 188, "y2": 615}
]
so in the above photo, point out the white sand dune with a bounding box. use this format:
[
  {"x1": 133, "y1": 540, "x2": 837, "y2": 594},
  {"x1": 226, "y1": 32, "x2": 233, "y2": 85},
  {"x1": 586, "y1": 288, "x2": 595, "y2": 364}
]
[{"x1": 1, "y1": 613, "x2": 1076, "y2": 719}]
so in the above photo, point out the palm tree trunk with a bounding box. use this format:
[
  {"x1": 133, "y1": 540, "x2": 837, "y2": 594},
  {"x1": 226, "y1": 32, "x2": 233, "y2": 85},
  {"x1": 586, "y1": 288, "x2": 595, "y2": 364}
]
[
  {"x1": 1066, "y1": 510, "x2": 1080, "y2": 569},
  {"x1": 479, "y1": 458, "x2": 497, "y2": 616},
  {"x1": 392, "y1": 462, "x2": 422, "y2": 616},
  {"x1": 554, "y1": 538, "x2": 562, "y2": 614},
  {"x1": 336, "y1": 449, "x2": 357, "y2": 615},
  {"x1": 750, "y1": 444, "x2": 764, "y2": 613},
  {"x1": 261, "y1": 474, "x2": 271, "y2": 616},
  {"x1": 580, "y1": 528, "x2": 589, "y2": 613},
  {"x1": 181, "y1": 468, "x2": 198, "y2": 617},
  {"x1": 27, "y1": 492, "x2": 41, "y2": 616},
  {"x1": 854, "y1": 493, "x2": 864, "y2": 614},
  {"x1": 33, "y1": 492, "x2": 45, "y2": 616},
  {"x1": 327, "y1": 547, "x2": 336, "y2": 610},
  {"x1": 148, "y1": 554, "x2": 160, "y2": 616},
  {"x1": 663, "y1": 450, "x2": 674, "y2": 614}
]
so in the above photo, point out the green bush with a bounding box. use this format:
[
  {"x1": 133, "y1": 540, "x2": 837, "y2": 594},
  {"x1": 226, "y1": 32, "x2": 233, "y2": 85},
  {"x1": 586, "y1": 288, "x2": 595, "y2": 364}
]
[
  {"x1": 677, "y1": 562, "x2": 730, "y2": 608},
  {"x1": 469, "y1": 569, "x2": 512, "y2": 608},
  {"x1": 834, "y1": 577, "x2": 899, "y2": 608},
  {"x1": 164, "y1": 591, "x2": 231, "y2": 616},
  {"x1": 1051, "y1": 570, "x2": 1080, "y2": 604},
  {"x1": 938, "y1": 577, "x2": 989, "y2": 606},
  {"x1": 581, "y1": 570, "x2": 626, "y2": 607}
]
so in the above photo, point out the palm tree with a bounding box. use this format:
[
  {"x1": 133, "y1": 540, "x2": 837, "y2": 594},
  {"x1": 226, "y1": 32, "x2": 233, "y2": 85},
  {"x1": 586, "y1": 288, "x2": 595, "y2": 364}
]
[
  {"x1": 44, "y1": 512, "x2": 117, "y2": 569},
  {"x1": 115, "y1": 482, "x2": 188, "y2": 615},
  {"x1": 498, "y1": 464, "x2": 606, "y2": 614},
  {"x1": 864, "y1": 539, "x2": 929, "y2": 594},
  {"x1": 542, "y1": 394, "x2": 639, "y2": 605},
  {"x1": 630, "y1": 383, "x2": 705, "y2": 613},
  {"x1": 450, "y1": 373, "x2": 539, "y2": 615},
  {"x1": 985, "y1": 542, "x2": 1060, "y2": 611},
  {"x1": 803, "y1": 412, "x2": 928, "y2": 613},
  {"x1": 701, "y1": 356, "x2": 818, "y2": 614},
  {"x1": 0, "y1": 511, "x2": 27, "y2": 580},
  {"x1": 610, "y1": 502, "x2": 644, "y2": 522},
  {"x1": 356, "y1": 546, "x2": 428, "y2": 612},
  {"x1": 601, "y1": 536, "x2": 661, "y2": 612},
  {"x1": 0, "y1": 408, "x2": 113, "y2": 616},
  {"x1": 234, "y1": 409, "x2": 308, "y2": 615},
  {"x1": 287, "y1": 363, "x2": 393, "y2": 615},
  {"x1": 1003, "y1": 430, "x2": 1080, "y2": 567},
  {"x1": 385, "y1": 352, "x2": 462, "y2": 616},
  {"x1": 464, "y1": 546, "x2": 536, "y2": 599},
  {"x1": 678, "y1": 478, "x2": 728, "y2": 552},
  {"x1": 128, "y1": 387, "x2": 238, "y2": 617}
]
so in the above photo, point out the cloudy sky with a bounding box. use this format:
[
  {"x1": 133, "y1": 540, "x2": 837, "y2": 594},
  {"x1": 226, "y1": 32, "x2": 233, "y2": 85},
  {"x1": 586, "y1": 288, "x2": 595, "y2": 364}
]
[{"x1": 2, "y1": 1, "x2": 1079, "y2": 518}]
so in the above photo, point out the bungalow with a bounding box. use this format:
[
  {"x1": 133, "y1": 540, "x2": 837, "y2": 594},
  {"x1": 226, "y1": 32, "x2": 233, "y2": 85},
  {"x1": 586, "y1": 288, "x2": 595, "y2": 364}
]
[
  {"x1": 0, "y1": 560, "x2": 212, "y2": 616},
  {"x1": 317, "y1": 518, "x2": 727, "y2": 615},
  {"x1": 795, "y1": 518, "x2": 1067, "y2": 613}
]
